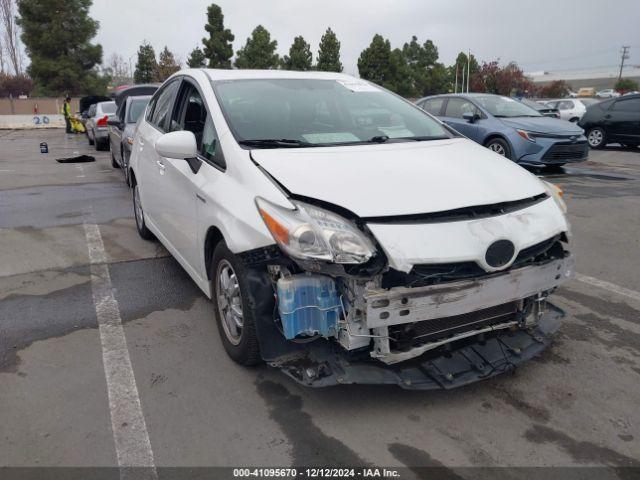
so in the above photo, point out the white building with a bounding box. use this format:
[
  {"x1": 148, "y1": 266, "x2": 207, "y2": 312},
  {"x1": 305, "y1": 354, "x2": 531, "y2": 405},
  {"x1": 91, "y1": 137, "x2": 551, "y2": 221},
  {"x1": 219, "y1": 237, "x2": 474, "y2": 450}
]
[{"x1": 527, "y1": 65, "x2": 640, "y2": 90}]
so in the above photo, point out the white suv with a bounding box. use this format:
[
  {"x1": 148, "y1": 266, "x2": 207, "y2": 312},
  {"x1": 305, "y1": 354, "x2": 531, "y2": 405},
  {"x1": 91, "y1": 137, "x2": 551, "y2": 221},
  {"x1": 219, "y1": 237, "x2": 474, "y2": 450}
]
[{"x1": 129, "y1": 69, "x2": 573, "y2": 389}]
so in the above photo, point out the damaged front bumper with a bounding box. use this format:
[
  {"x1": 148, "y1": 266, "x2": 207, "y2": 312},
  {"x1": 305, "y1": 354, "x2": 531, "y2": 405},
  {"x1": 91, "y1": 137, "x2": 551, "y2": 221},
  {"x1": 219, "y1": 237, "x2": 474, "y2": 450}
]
[{"x1": 272, "y1": 303, "x2": 564, "y2": 390}]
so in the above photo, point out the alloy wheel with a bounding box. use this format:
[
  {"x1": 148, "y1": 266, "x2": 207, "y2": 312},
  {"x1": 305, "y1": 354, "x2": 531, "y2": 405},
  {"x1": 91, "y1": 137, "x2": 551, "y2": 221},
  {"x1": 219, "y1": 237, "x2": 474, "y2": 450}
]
[
  {"x1": 216, "y1": 260, "x2": 244, "y2": 345},
  {"x1": 587, "y1": 128, "x2": 604, "y2": 147},
  {"x1": 488, "y1": 142, "x2": 506, "y2": 156}
]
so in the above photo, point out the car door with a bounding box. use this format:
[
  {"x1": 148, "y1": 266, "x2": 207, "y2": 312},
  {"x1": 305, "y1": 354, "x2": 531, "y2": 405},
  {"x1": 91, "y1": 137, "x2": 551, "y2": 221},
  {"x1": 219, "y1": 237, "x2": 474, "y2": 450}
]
[
  {"x1": 157, "y1": 79, "x2": 209, "y2": 274},
  {"x1": 135, "y1": 79, "x2": 182, "y2": 236},
  {"x1": 606, "y1": 97, "x2": 640, "y2": 144},
  {"x1": 440, "y1": 97, "x2": 481, "y2": 140}
]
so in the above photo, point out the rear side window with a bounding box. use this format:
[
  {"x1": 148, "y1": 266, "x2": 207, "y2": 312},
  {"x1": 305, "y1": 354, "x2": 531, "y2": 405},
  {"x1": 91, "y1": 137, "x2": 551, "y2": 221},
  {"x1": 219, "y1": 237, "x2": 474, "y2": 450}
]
[
  {"x1": 422, "y1": 98, "x2": 444, "y2": 115},
  {"x1": 611, "y1": 98, "x2": 640, "y2": 112},
  {"x1": 149, "y1": 81, "x2": 180, "y2": 132},
  {"x1": 100, "y1": 102, "x2": 116, "y2": 114},
  {"x1": 444, "y1": 98, "x2": 477, "y2": 118}
]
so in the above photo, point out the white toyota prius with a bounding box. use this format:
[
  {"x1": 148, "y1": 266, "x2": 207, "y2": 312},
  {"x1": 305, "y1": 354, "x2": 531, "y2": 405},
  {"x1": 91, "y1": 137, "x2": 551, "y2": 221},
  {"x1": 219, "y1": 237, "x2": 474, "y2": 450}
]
[{"x1": 129, "y1": 69, "x2": 573, "y2": 389}]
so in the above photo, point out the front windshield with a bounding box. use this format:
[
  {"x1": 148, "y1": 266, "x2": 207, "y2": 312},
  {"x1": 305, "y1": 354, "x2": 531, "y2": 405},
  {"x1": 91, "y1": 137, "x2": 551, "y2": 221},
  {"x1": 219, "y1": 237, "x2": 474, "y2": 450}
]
[
  {"x1": 474, "y1": 95, "x2": 542, "y2": 118},
  {"x1": 128, "y1": 98, "x2": 150, "y2": 123},
  {"x1": 213, "y1": 78, "x2": 451, "y2": 147}
]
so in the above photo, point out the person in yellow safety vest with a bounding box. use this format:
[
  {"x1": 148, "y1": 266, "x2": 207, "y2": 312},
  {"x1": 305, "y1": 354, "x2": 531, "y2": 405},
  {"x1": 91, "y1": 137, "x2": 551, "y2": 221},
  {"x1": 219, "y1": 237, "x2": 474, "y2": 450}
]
[{"x1": 62, "y1": 96, "x2": 72, "y2": 133}]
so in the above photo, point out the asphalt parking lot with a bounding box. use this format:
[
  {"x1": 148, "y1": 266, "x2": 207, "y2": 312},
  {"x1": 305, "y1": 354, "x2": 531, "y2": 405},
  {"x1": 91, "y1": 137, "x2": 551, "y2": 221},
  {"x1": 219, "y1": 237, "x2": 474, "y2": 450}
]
[{"x1": 1, "y1": 129, "x2": 639, "y2": 477}]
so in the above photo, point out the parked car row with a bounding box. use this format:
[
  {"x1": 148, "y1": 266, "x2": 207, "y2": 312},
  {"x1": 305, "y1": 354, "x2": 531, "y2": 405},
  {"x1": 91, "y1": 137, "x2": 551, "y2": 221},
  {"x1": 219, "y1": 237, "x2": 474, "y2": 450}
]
[{"x1": 120, "y1": 69, "x2": 573, "y2": 389}]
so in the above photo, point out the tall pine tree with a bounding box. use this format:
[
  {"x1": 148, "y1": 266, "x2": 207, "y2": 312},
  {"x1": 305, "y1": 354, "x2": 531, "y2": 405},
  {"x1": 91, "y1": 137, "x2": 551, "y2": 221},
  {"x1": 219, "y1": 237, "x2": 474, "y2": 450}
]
[
  {"x1": 282, "y1": 36, "x2": 312, "y2": 71},
  {"x1": 235, "y1": 25, "x2": 279, "y2": 69},
  {"x1": 134, "y1": 42, "x2": 158, "y2": 83},
  {"x1": 357, "y1": 35, "x2": 397, "y2": 91},
  {"x1": 187, "y1": 46, "x2": 207, "y2": 68},
  {"x1": 156, "y1": 46, "x2": 180, "y2": 81},
  {"x1": 202, "y1": 3, "x2": 234, "y2": 68},
  {"x1": 17, "y1": 0, "x2": 105, "y2": 95},
  {"x1": 316, "y1": 28, "x2": 342, "y2": 72}
]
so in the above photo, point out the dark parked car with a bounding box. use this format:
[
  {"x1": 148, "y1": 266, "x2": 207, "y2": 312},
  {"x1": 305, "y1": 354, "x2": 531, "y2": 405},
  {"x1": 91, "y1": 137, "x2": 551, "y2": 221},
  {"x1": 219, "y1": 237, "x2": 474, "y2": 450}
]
[
  {"x1": 108, "y1": 95, "x2": 152, "y2": 185},
  {"x1": 417, "y1": 93, "x2": 588, "y2": 167},
  {"x1": 578, "y1": 94, "x2": 640, "y2": 149},
  {"x1": 518, "y1": 98, "x2": 560, "y2": 118},
  {"x1": 108, "y1": 84, "x2": 159, "y2": 185}
]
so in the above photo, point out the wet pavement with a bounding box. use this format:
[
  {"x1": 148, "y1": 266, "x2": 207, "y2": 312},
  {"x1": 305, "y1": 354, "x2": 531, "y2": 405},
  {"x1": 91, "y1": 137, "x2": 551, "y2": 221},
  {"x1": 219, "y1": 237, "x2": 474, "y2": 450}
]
[{"x1": 1, "y1": 129, "x2": 639, "y2": 475}]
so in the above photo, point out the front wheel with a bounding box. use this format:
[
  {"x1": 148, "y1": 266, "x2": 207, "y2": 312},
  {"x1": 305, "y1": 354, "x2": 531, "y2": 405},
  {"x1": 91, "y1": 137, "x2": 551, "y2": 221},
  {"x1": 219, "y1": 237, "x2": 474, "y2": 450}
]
[
  {"x1": 486, "y1": 138, "x2": 512, "y2": 159},
  {"x1": 133, "y1": 184, "x2": 154, "y2": 240},
  {"x1": 88, "y1": 129, "x2": 95, "y2": 146},
  {"x1": 211, "y1": 243, "x2": 261, "y2": 366},
  {"x1": 587, "y1": 127, "x2": 606, "y2": 149}
]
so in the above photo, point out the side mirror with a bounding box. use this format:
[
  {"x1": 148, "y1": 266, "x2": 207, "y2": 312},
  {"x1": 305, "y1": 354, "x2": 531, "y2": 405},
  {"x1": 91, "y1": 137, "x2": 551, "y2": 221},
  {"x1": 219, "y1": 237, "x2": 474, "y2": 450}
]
[
  {"x1": 155, "y1": 131, "x2": 198, "y2": 159},
  {"x1": 463, "y1": 112, "x2": 478, "y2": 123}
]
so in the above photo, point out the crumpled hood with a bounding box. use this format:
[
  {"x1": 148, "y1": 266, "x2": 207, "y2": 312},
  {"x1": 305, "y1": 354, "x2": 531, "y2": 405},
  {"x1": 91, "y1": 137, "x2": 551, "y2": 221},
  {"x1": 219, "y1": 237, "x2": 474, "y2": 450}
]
[
  {"x1": 500, "y1": 116, "x2": 584, "y2": 135},
  {"x1": 252, "y1": 138, "x2": 546, "y2": 218}
]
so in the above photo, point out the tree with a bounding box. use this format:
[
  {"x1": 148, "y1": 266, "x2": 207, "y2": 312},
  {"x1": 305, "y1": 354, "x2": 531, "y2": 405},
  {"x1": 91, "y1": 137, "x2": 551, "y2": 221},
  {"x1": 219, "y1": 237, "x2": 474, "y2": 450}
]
[
  {"x1": 187, "y1": 46, "x2": 207, "y2": 68},
  {"x1": 282, "y1": 36, "x2": 312, "y2": 71},
  {"x1": 615, "y1": 77, "x2": 639, "y2": 93},
  {"x1": 17, "y1": 0, "x2": 105, "y2": 95},
  {"x1": 104, "y1": 53, "x2": 129, "y2": 87},
  {"x1": 1, "y1": 0, "x2": 23, "y2": 75},
  {"x1": 400, "y1": 36, "x2": 448, "y2": 97},
  {"x1": 538, "y1": 80, "x2": 572, "y2": 98},
  {"x1": 358, "y1": 34, "x2": 408, "y2": 94},
  {"x1": 156, "y1": 46, "x2": 180, "y2": 81},
  {"x1": 470, "y1": 60, "x2": 534, "y2": 96},
  {"x1": 235, "y1": 25, "x2": 279, "y2": 69},
  {"x1": 0, "y1": 71, "x2": 32, "y2": 96},
  {"x1": 202, "y1": 3, "x2": 234, "y2": 68},
  {"x1": 134, "y1": 42, "x2": 157, "y2": 83},
  {"x1": 316, "y1": 28, "x2": 342, "y2": 72}
]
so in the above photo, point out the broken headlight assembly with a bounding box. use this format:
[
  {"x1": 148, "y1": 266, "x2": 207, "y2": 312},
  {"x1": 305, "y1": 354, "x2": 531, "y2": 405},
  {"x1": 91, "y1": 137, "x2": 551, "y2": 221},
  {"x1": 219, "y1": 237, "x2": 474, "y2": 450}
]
[{"x1": 256, "y1": 197, "x2": 376, "y2": 264}]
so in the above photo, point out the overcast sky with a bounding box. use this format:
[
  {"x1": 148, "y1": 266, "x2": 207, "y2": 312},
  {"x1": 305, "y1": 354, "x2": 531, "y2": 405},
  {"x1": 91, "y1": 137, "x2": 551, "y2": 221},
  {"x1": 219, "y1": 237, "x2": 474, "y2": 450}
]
[{"x1": 91, "y1": 0, "x2": 640, "y2": 76}]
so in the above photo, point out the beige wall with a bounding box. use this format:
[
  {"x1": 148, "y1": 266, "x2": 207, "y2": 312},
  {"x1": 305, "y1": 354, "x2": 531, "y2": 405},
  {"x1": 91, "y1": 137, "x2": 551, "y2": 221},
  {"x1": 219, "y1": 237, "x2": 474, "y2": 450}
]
[{"x1": 0, "y1": 97, "x2": 81, "y2": 115}]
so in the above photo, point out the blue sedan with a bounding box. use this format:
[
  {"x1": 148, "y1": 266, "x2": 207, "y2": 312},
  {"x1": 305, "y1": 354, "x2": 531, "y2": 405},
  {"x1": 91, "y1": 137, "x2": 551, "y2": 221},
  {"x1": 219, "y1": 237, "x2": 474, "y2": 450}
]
[{"x1": 416, "y1": 93, "x2": 588, "y2": 166}]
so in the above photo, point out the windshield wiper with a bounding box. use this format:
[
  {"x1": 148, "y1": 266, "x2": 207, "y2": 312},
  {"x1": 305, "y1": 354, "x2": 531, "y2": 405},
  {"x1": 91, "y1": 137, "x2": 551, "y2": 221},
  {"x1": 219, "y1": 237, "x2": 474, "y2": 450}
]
[
  {"x1": 400, "y1": 135, "x2": 450, "y2": 142},
  {"x1": 238, "y1": 139, "x2": 316, "y2": 148},
  {"x1": 367, "y1": 135, "x2": 390, "y2": 143}
]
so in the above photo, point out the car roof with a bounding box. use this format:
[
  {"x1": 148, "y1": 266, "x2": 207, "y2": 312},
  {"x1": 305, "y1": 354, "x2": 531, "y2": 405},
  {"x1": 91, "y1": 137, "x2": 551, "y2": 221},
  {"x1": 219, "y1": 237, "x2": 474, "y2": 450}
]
[
  {"x1": 96, "y1": 101, "x2": 115, "y2": 107},
  {"x1": 182, "y1": 68, "x2": 358, "y2": 82}
]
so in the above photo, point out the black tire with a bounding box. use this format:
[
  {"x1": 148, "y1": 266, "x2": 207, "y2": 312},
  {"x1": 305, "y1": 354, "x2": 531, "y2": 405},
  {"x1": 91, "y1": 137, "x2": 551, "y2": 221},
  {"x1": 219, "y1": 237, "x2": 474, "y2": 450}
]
[
  {"x1": 111, "y1": 150, "x2": 119, "y2": 168},
  {"x1": 485, "y1": 137, "x2": 512, "y2": 160},
  {"x1": 132, "y1": 184, "x2": 154, "y2": 240},
  {"x1": 88, "y1": 129, "x2": 95, "y2": 146},
  {"x1": 211, "y1": 242, "x2": 262, "y2": 366},
  {"x1": 587, "y1": 127, "x2": 606, "y2": 149}
]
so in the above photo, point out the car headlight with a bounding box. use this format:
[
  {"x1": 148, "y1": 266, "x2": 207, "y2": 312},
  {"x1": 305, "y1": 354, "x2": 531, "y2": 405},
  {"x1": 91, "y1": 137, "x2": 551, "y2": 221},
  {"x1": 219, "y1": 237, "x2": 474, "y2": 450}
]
[
  {"x1": 542, "y1": 180, "x2": 567, "y2": 214},
  {"x1": 256, "y1": 197, "x2": 376, "y2": 264},
  {"x1": 516, "y1": 129, "x2": 535, "y2": 142}
]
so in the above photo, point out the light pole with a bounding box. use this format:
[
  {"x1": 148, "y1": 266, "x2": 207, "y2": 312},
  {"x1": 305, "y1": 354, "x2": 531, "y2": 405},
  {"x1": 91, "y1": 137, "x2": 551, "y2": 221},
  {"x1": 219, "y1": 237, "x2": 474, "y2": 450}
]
[{"x1": 129, "y1": 53, "x2": 137, "y2": 83}]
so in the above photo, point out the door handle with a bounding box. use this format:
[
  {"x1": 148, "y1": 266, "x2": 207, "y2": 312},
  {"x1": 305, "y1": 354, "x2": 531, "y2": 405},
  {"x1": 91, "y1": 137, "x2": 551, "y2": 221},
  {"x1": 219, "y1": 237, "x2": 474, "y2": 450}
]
[{"x1": 156, "y1": 160, "x2": 165, "y2": 169}]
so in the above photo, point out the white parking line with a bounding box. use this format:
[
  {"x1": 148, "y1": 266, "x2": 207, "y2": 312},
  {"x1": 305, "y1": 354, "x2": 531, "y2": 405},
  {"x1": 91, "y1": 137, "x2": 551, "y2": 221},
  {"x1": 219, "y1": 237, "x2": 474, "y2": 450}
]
[
  {"x1": 576, "y1": 273, "x2": 640, "y2": 302},
  {"x1": 83, "y1": 208, "x2": 157, "y2": 479}
]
